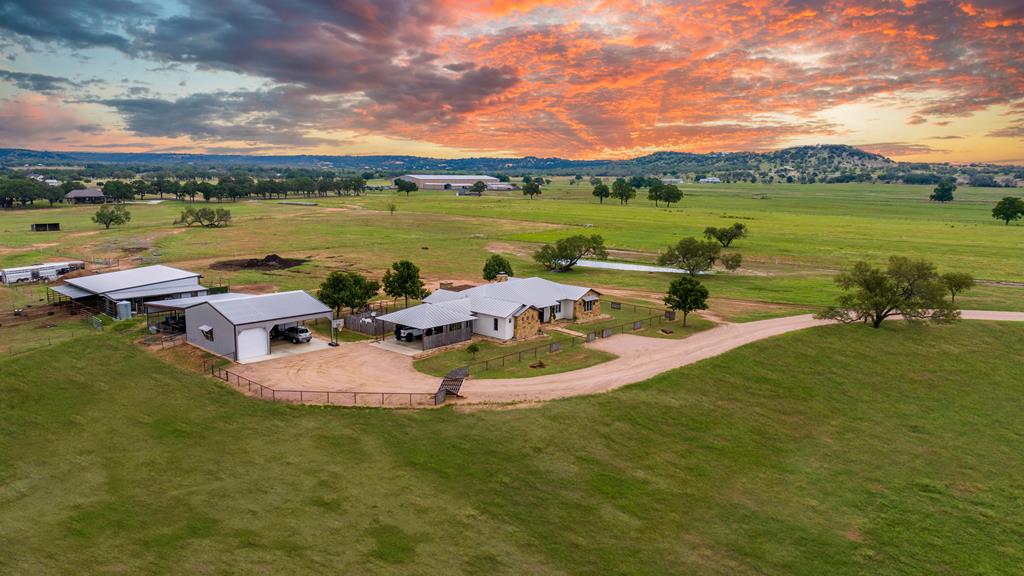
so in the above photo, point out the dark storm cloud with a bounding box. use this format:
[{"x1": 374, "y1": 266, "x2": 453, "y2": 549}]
[
  {"x1": 0, "y1": 0, "x2": 151, "y2": 52},
  {"x1": 92, "y1": 88, "x2": 347, "y2": 147},
  {"x1": 0, "y1": 69, "x2": 81, "y2": 92}
]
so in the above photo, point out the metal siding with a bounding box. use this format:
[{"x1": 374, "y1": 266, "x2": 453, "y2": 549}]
[
  {"x1": 236, "y1": 327, "x2": 269, "y2": 360},
  {"x1": 185, "y1": 303, "x2": 238, "y2": 358}
]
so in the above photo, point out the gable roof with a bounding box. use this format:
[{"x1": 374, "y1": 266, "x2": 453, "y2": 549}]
[
  {"x1": 64, "y1": 265, "x2": 200, "y2": 295},
  {"x1": 402, "y1": 174, "x2": 498, "y2": 181},
  {"x1": 65, "y1": 188, "x2": 104, "y2": 198},
  {"x1": 206, "y1": 290, "x2": 331, "y2": 325},
  {"x1": 376, "y1": 301, "x2": 477, "y2": 329},
  {"x1": 424, "y1": 277, "x2": 594, "y2": 317},
  {"x1": 144, "y1": 292, "x2": 247, "y2": 311}
]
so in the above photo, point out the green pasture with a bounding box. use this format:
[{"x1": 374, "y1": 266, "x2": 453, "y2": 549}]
[
  {"x1": 2, "y1": 319, "x2": 1023, "y2": 574},
  {"x1": 0, "y1": 182, "x2": 1021, "y2": 317}
]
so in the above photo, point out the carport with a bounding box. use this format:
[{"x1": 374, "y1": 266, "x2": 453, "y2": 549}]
[
  {"x1": 178, "y1": 291, "x2": 333, "y2": 362},
  {"x1": 376, "y1": 302, "x2": 476, "y2": 351}
]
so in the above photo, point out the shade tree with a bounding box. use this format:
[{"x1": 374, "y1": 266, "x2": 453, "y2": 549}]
[
  {"x1": 817, "y1": 256, "x2": 960, "y2": 328},
  {"x1": 319, "y1": 271, "x2": 381, "y2": 315},
  {"x1": 382, "y1": 260, "x2": 428, "y2": 306},
  {"x1": 657, "y1": 237, "x2": 721, "y2": 276},
  {"x1": 533, "y1": 234, "x2": 608, "y2": 272},
  {"x1": 663, "y1": 276, "x2": 709, "y2": 326},
  {"x1": 992, "y1": 196, "x2": 1024, "y2": 225},
  {"x1": 703, "y1": 223, "x2": 748, "y2": 247},
  {"x1": 482, "y1": 254, "x2": 515, "y2": 280}
]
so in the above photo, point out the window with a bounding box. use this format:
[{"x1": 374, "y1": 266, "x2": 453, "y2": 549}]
[
  {"x1": 199, "y1": 324, "x2": 214, "y2": 341},
  {"x1": 583, "y1": 300, "x2": 594, "y2": 313},
  {"x1": 555, "y1": 303, "x2": 561, "y2": 314},
  {"x1": 493, "y1": 318, "x2": 499, "y2": 331}
]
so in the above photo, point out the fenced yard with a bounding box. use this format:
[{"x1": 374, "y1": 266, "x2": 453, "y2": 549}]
[
  {"x1": 206, "y1": 361, "x2": 439, "y2": 408},
  {"x1": 414, "y1": 299, "x2": 711, "y2": 379}
]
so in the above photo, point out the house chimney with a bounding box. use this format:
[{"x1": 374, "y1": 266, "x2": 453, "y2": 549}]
[
  {"x1": 495, "y1": 273, "x2": 509, "y2": 283},
  {"x1": 439, "y1": 281, "x2": 454, "y2": 290}
]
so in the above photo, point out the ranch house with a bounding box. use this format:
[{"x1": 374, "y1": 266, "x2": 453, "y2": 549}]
[{"x1": 377, "y1": 276, "x2": 601, "y2": 349}]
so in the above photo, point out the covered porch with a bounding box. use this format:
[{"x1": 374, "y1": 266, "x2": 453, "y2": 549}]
[{"x1": 376, "y1": 303, "x2": 476, "y2": 352}]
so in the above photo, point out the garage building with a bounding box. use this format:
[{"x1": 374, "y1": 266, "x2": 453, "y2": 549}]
[{"x1": 148, "y1": 290, "x2": 332, "y2": 361}]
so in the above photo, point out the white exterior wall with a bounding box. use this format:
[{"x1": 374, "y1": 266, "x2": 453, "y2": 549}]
[
  {"x1": 558, "y1": 299, "x2": 574, "y2": 320},
  {"x1": 185, "y1": 303, "x2": 238, "y2": 359},
  {"x1": 473, "y1": 313, "x2": 514, "y2": 340}
]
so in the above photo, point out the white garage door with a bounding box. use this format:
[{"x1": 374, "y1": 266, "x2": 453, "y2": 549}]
[{"x1": 236, "y1": 327, "x2": 269, "y2": 360}]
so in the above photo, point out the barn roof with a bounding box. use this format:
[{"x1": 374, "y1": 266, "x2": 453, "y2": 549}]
[
  {"x1": 65, "y1": 188, "x2": 104, "y2": 198},
  {"x1": 376, "y1": 302, "x2": 476, "y2": 330},
  {"x1": 207, "y1": 290, "x2": 331, "y2": 325},
  {"x1": 64, "y1": 265, "x2": 200, "y2": 295},
  {"x1": 144, "y1": 292, "x2": 248, "y2": 311}
]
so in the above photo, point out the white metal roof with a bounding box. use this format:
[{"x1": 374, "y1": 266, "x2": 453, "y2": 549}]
[
  {"x1": 401, "y1": 174, "x2": 498, "y2": 181},
  {"x1": 50, "y1": 284, "x2": 92, "y2": 299},
  {"x1": 145, "y1": 292, "x2": 248, "y2": 311},
  {"x1": 206, "y1": 290, "x2": 331, "y2": 326},
  {"x1": 64, "y1": 265, "x2": 200, "y2": 295},
  {"x1": 424, "y1": 277, "x2": 594, "y2": 315},
  {"x1": 376, "y1": 302, "x2": 477, "y2": 329},
  {"x1": 107, "y1": 284, "x2": 207, "y2": 300}
]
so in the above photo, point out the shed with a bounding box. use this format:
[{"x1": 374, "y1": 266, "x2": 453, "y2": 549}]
[
  {"x1": 30, "y1": 223, "x2": 61, "y2": 232},
  {"x1": 176, "y1": 291, "x2": 332, "y2": 361}
]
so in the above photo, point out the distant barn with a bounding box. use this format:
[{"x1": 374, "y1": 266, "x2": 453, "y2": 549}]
[
  {"x1": 398, "y1": 174, "x2": 500, "y2": 190},
  {"x1": 65, "y1": 188, "x2": 105, "y2": 204}
]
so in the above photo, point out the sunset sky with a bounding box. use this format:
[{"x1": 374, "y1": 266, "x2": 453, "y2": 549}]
[{"x1": 0, "y1": 0, "x2": 1022, "y2": 162}]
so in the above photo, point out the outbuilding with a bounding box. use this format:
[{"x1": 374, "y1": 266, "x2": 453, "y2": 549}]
[
  {"x1": 65, "y1": 188, "x2": 105, "y2": 204},
  {"x1": 397, "y1": 174, "x2": 500, "y2": 190},
  {"x1": 149, "y1": 291, "x2": 332, "y2": 361},
  {"x1": 49, "y1": 264, "x2": 206, "y2": 317}
]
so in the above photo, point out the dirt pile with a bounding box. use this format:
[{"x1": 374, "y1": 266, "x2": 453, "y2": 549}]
[{"x1": 210, "y1": 254, "x2": 307, "y2": 271}]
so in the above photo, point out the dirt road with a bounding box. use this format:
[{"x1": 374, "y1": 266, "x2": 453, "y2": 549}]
[{"x1": 232, "y1": 311, "x2": 1024, "y2": 405}]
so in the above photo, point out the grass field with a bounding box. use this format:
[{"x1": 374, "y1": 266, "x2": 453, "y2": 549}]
[
  {"x1": 1, "y1": 182, "x2": 1021, "y2": 316},
  {"x1": 2, "y1": 320, "x2": 1022, "y2": 574},
  {"x1": 413, "y1": 334, "x2": 615, "y2": 379}
]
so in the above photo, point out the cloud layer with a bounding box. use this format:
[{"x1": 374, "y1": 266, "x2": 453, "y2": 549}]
[{"x1": 0, "y1": 0, "x2": 1021, "y2": 158}]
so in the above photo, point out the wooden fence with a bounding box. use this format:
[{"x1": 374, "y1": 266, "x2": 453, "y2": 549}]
[{"x1": 205, "y1": 362, "x2": 438, "y2": 408}]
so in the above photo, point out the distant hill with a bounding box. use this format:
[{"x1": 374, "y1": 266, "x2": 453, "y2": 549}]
[
  {"x1": 0, "y1": 144, "x2": 891, "y2": 172},
  {"x1": 1, "y1": 145, "x2": 1019, "y2": 186}
]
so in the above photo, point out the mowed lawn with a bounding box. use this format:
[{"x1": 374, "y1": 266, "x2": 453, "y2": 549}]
[{"x1": 2, "y1": 321, "x2": 1023, "y2": 574}]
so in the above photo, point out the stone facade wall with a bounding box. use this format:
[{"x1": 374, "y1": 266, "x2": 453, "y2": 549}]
[
  {"x1": 513, "y1": 308, "x2": 541, "y2": 340},
  {"x1": 573, "y1": 291, "x2": 602, "y2": 321}
]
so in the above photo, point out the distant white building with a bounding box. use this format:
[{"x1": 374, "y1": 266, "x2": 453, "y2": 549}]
[
  {"x1": 699, "y1": 177, "x2": 722, "y2": 184},
  {"x1": 398, "y1": 174, "x2": 500, "y2": 190}
]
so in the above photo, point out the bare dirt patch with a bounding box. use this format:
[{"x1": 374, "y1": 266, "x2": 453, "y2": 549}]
[
  {"x1": 230, "y1": 283, "x2": 279, "y2": 294},
  {"x1": 210, "y1": 253, "x2": 307, "y2": 272}
]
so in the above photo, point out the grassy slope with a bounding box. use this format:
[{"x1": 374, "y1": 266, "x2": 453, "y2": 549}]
[{"x1": 2, "y1": 321, "x2": 1023, "y2": 575}]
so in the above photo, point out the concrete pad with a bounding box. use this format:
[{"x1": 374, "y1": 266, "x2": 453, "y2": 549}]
[
  {"x1": 237, "y1": 336, "x2": 332, "y2": 364},
  {"x1": 369, "y1": 337, "x2": 424, "y2": 357}
]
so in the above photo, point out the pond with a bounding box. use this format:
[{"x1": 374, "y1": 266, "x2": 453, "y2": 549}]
[{"x1": 576, "y1": 259, "x2": 694, "y2": 274}]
